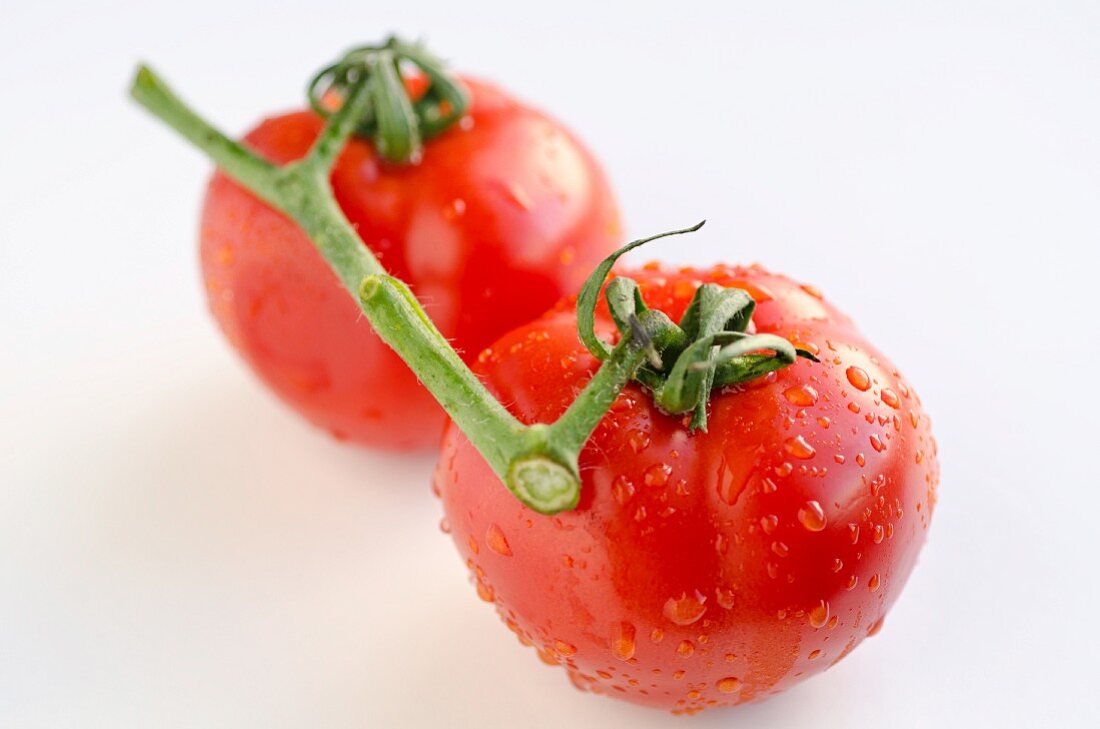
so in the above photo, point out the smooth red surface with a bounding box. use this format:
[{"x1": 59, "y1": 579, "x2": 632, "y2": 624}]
[
  {"x1": 435, "y1": 264, "x2": 939, "y2": 713},
  {"x1": 200, "y1": 78, "x2": 621, "y2": 449}
]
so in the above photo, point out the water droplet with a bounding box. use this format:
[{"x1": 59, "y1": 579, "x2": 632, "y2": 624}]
[
  {"x1": 771, "y1": 541, "x2": 790, "y2": 557},
  {"x1": 848, "y1": 523, "x2": 860, "y2": 544},
  {"x1": 677, "y1": 640, "x2": 695, "y2": 657},
  {"x1": 612, "y1": 475, "x2": 636, "y2": 505},
  {"x1": 832, "y1": 558, "x2": 844, "y2": 572},
  {"x1": 561, "y1": 554, "x2": 574, "y2": 568},
  {"x1": 797, "y1": 500, "x2": 828, "y2": 531},
  {"x1": 846, "y1": 366, "x2": 871, "y2": 391},
  {"x1": 717, "y1": 676, "x2": 742, "y2": 693},
  {"x1": 784, "y1": 435, "x2": 816, "y2": 459},
  {"x1": 487, "y1": 524, "x2": 512, "y2": 556},
  {"x1": 467, "y1": 536, "x2": 480, "y2": 555},
  {"x1": 847, "y1": 575, "x2": 859, "y2": 590},
  {"x1": 439, "y1": 518, "x2": 451, "y2": 534},
  {"x1": 442, "y1": 198, "x2": 466, "y2": 220},
  {"x1": 673, "y1": 669, "x2": 686, "y2": 680},
  {"x1": 809, "y1": 600, "x2": 830, "y2": 628},
  {"x1": 808, "y1": 649, "x2": 822, "y2": 660},
  {"x1": 870, "y1": 434, "x2": 887, "y2": 452},
  {"x1": 554, "y1": 639, "x2": 577, "y2": 656},
  {"x1": 867, "y1": 616, "x2": 885, "y2": 636},
  {"x1": 760, "y1": 514, "x2": 779, "y2": 534},
  {"x1": 537, "y1": 646, "x2": 560, "y2": 665},
  {"x1": 627, "y1": 429, "x2": 651, "y2": 454},
  {"x1": 650, "y1": 628, "x2": 665, "y2": 643},
  {"x1": 672, "y1": 279, "x2": 696, "y2": 300},
  {"x1": 476, "y1": 579, "x2": 494, "y2": 602},
  {"x1": 855, "y1": 453, "x2": 866, "y2": 467},
  {"x1": 872, "y1": 524, "x2": 885, "y2": 544},
  {"x1": 881, "y1": 388, "x2": 900, "y2": 409},
  {"x1": 783, "y1": 384, "x2": 819, "y2": 406},
  {"x1": 716, "y1": 587, "x2": 736, "y2": 609},
  {"x1": 869, "y1": 474, "x2": 886, "y2": 496},
  {"x1": 774, "y1": 462, "x2": 794, "y2": 478},
  {"x1": 505, "y1": 182, "x2": 534, "y2": 210},
  {"x1": 868, "y1": 573, "x2": 881, "y2": 592},
  {"x1": 834, "y1": 453, "x2": 846, "y2": 464},
  {"x1": 645, "y1": 463, "x2": 672, "y2": 487},
  {"x1": 611, "y1": 621, "x2": 636, "y2": 661},
  {"x1": 664, "y1": 591, "x2": 708, "y2": 625}
]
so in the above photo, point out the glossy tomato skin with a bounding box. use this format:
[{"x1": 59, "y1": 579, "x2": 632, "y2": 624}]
[
  {"x1": 200, "y1": 78, "x2": 621, "y2": 449},
  {"x1": 435, "y1": 263, "x2": 938, "y2": 713}
]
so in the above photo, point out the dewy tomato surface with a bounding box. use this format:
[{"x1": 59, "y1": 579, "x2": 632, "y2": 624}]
[
  {"x1": 200, "y1": 78, "x2": 621, "y2": 449},
  {"x1": 435, "y1": 263, "x2": 938, "y2": 713}
]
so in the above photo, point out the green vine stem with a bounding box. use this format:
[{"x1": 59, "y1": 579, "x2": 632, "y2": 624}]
[
  {"x1": 129, "y1": 63, "x2": 649, "y2": 514},
  {"x1": 130, "y1": 47, "x2": 813, "y2": 514}
]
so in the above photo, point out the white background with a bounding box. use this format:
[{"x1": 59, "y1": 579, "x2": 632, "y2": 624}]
[{"x1": 2, "y1": 1, "x2": 1098, "y2": 726}]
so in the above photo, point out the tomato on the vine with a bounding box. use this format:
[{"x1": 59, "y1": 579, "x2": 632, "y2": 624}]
[
  {"x1": 200, "y1": 78, "x2": 621, "y2": 449},
  {"x1": 435, "y1": 263, "x2": 938, "y2": 712},
  {"x1": 134, "y1": 47, "x2": 938, "y2": 712}
]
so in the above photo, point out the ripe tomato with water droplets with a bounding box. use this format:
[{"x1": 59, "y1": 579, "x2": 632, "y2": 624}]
[
  {"x1": 200, "y1": 78, "x2": 620, "y2": 449},
  {"x1": 435, "y1": 263, "x2": 938, "y2": 713}
]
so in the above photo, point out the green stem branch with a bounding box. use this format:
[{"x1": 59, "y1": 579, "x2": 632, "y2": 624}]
[
  {"x1": 131, "y1": 66, "x2": 280, "y2": 204},
  {"x1": 548, "y1": 326, "x2": 651, "y2": 457},
  {"x1": 305, "y1": 67, "x2": 376, "y2": 172},
  {"x1": 358, "y1": 274, "x2": 525, "y2": 475},
  {"x1": 129, "y1": 64, "x2": 644, "y2": 514}
]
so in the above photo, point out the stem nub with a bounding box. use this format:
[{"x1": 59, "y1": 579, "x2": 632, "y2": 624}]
[{"x1": 507, "y1": 457, "x2": 580, "y2": 514}]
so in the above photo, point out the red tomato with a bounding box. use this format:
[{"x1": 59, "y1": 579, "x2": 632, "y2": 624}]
[
  {"x1": 435, "y1": 263, "x2": 938, "y2": 713},
  {"x1": 200, "y1": 78, "x2": 621, "y2": 449}
]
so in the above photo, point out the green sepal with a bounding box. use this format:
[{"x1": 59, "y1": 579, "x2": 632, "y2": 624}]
[
  {"x1": 678, "y1": 282, "x2": 756, "y2": 339},
  {"x1": 576, "y1": 221, "x2": 706, "y2": 361},
  {"x1": 392, "y1": 39, "x2": 471, "y2": 139},
  {"x1": 368, "y1": 51, "x2": 422, "y2": 163},
  {"x1": 710, "y1": 333, "x2": 803, "y2": 387}
]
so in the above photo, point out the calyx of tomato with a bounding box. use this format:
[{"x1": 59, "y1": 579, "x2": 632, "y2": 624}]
[
  {"x1": 129, "y1": 40, "x2": 813, "y2": 515},
  {"x1": 576, "y1": 233, "x2": 819, "y2": 432},
  {"x1": 307, "y1": 36, "x2": 470, "y2": 164}
]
